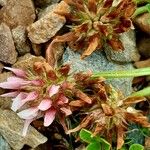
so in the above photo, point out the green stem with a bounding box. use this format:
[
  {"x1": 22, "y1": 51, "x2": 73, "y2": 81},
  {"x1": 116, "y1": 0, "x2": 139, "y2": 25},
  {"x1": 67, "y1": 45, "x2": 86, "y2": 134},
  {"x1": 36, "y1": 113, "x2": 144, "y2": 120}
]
[
  {"x1": 130, "y1": 87, "x2": 150, "y2": 97},
  {"x1": 132, "y1": 4, "x2": 150, "y2": 18},
  {"x1": 134, "y1": 0, "x2": 150, "y2": 5},
  {"x1": 92, "y1": 67, "x2": 150, "y2": 79}
]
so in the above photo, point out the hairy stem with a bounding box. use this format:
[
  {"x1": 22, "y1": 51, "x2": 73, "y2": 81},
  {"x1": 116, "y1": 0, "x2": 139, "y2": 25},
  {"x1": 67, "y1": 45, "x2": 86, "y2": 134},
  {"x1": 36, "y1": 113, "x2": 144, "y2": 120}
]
[
  {"x1": 132, "y1": 4, "x2": 150, "y2": 18},
  {"x1": 92, "y1": 67, "x2": 150, "y2": 78},
  {"x1": 134, "y1": 0, "x2": 150, "y2": 5},
  {"x1": 131, "y1": 87, "x2": 150, "y2": 97}
]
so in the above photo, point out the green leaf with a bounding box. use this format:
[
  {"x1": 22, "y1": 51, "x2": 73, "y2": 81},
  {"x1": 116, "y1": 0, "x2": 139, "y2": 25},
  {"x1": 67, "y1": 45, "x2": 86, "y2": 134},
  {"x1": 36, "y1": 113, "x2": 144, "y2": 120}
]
[
  {"x1": 129, "y1": 144, "x2": 144, "y2": 150},
  {"x1": 79, "y1": 129, "x2": 99, "y2": 143},
  {"x1": 86, "y1": 142, "x2": 101, "y2": 150},
  {"x1": 126, "y1": 124, "x2": 144, "y2": 145},
  {"x1": 79, "y1": 129, "x2": 111, "y2": 150},
  {"x1": 99, "y1": 138, "x2": 111, "y2": 150}
]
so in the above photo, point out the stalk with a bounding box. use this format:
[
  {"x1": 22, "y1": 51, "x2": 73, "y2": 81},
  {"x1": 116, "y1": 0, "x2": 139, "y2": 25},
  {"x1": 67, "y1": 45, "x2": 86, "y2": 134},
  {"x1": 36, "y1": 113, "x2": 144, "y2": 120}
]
[
  {"x1": 132, "y1": 4, "x2": 150, "y2": 18},
  {"x1": 131, "y1": 87, "x2": 150, "y2": 97},
  {"x1": 92, "y1": 67, "x2": 150, "y2": 79},
  {"x1": 134, "y1": 0, "x2": 150, "y2": 5}
]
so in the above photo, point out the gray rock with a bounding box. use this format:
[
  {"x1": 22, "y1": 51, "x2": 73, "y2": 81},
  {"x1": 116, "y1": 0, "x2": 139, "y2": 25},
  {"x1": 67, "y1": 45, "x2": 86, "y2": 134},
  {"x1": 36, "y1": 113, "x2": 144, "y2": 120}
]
[
  {"x1": 104, "y1": 30, "x2": 140, "y2": 63},
  {"x1": 0, "y1": 23, "x2": 17, "y2": 64},
  {"x1": 0, "y1": 0, "x2": 35, "y2": 29},
  {"x1": 13, "y1": 53, "x2": 46, "y2": 70},
  {"x1": 27, "y1": 1, "x2": 70, "y2": 44},
  {"x1": 0, "y1": 0, "x2": 7, "y2": 7},
  {"x1": 0, "y1": 135, "x2": 11, "y2": 150},
  {"x1": 12, "y1": 26, "x2": 31, "y2": 55},
  {"x1": 0, "y1": 109, "x2": 47, "y2": 150},
  {"x1": 63, "y1": 47, "x2": 134, "y2": 96}
]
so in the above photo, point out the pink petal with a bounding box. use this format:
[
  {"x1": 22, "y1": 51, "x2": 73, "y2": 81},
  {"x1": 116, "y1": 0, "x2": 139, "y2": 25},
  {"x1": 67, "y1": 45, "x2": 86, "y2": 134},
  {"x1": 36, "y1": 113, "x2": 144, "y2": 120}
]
[
  {"x1": 4, "y1": 67, "x2": 26, "y2": 78},
  {"x1": 57, "y1": 94, "x2": 69, "y2": 105},
  {"x1": 31, "y1": 79, "x2": 44, "y2": 86},
  {"x1": 22, "y1": 119, "x2": 33, "y2": 136},
  {"x1": 49, "y1": 85, "x2": 60, "y2": 97},
  {"x1": 0, "y1": 91, "x2": 19, "y2": 97},
  {"x1": 44, "y1": 108, "x2": 56, "y2": 127},
  {"x1": 11, "y1": 92, "x2": 28, "y2": 111},
  {"x1": 38, "y1": 99, "x2": 52, "y2": 111},
  {"x1": 7, "y1": 76, "x2": 25, "y2": 82},
  {"x1": 0, "y1": 81, "x2": 22, "y2": 89},
  {"x1": 60, "y1": 107, "x2": 72, "y2": 116},
  {"x1": 23, "y1": 91, "x2": 38, "y2": 102},
  {"x1": 17, "y1": 107, "x2": 38, "y2": 120}
]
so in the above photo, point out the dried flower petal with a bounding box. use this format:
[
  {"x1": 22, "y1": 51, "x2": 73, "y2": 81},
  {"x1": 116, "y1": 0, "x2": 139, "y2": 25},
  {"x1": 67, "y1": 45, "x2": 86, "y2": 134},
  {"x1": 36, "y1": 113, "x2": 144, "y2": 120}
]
[
  {"x1": 74, "y1": 89, "x2": 92, "y2": 104},
  {"x1": 60, "y1": 107, "x2": 72, "y2": 116},
  {"x1": 116, "y1": 125, "x2": 125, "y2": 150}
]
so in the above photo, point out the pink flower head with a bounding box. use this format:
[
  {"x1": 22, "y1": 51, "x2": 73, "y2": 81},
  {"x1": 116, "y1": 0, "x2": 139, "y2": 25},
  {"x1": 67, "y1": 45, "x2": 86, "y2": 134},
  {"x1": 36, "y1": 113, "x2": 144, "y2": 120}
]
[{"x1": 0, "y1": 63, "x2": 72, "y2": 136}]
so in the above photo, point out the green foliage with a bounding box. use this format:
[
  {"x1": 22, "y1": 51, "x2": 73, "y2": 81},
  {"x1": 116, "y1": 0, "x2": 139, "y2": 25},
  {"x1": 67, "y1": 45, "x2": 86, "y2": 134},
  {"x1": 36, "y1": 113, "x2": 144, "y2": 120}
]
[
  {"x1": 79, "y1": 129, "x2": 111, "y2": 150},
  {"x1": 133, "y1": 3, "x2": 150, "y2": 17},
  {"x1": 126, "y1": 124, "x2": 145, "y2": 145},
  {"x1": 129, "y1": 144, "x2": 144, "y2": 150}
]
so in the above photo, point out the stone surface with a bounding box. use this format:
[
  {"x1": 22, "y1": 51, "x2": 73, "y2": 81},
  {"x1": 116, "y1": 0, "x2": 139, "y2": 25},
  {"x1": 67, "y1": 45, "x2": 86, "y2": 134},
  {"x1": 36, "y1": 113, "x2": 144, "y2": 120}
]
[
  {"x1": 37, "y1": 3, "x2": 57, "y2": 19},
  {"x1": 34, "y1": 0, "x2": 60, "y2": 8},
  {"x1": 63, "y1": 47, "x2": 134, "y2": 96},
  {"x1": 31, "y1": 43, "x2": 42, "y2": 56},
  {"x1": 0, "y1": 0, "x2": 35, "y2": 29},
  {"x1": 0, "y1": 0, "x2": 7, "y2": 7},
  {"x1": 0, "y1": 63, "x2": 4, "y2": 73},
  {"x1": 0, "y1": 72, "x2": 13, "y2": 108},
  {"x1": 0, "y1": 23, "x2": 17, "y2": 64},
  {"x1": 27, "y1": 1, "x2": 70, "y2": 44},
  {"x1": 12, "y1": 26, "x2": 31, "y2": 55},
  {"x1": 0, "y1": 135, "x2": 11, "y2": 150},
  {"x1": 104, "y1": 30, "x2": 140, "y2": 63},
  {"x1": 134, "y1": 59, "x2": 150, "y2": 68},
  {"x1": 137, "y1": 36, "x2": 150, "y2": 58},
  {"x1": 0, "y1": 109, "x2": 47, "y2": 150},
  {"x1": 134, "y1": 13, "x2": 150, "y2": 35},
  {"x1": 13, "y1": 53, "x2": 46, "y2": 70}
]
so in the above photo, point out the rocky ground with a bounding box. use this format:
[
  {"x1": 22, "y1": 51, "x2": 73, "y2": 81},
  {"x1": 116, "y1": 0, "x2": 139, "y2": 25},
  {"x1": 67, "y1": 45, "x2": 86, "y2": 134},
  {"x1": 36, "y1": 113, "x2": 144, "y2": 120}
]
[{"x1": 0, "y1": 0, "x2": 150, "y2": 149}]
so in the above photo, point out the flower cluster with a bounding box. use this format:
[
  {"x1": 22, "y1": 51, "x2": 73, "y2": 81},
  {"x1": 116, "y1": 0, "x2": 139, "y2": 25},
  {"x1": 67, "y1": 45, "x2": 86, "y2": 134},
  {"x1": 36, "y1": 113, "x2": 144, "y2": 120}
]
[
  {"x1": 0, "y1": 62, "x2": 72, "y2": 136},
  {"x1": 0, "y1": 63, "x2": 150, "y2": 150},
  {"x1": 46, "y1": 0, "x2": 136, "y2": 62},
  {"x1": 66, "y1": 73, "x2": 150, "y2": 150}
]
